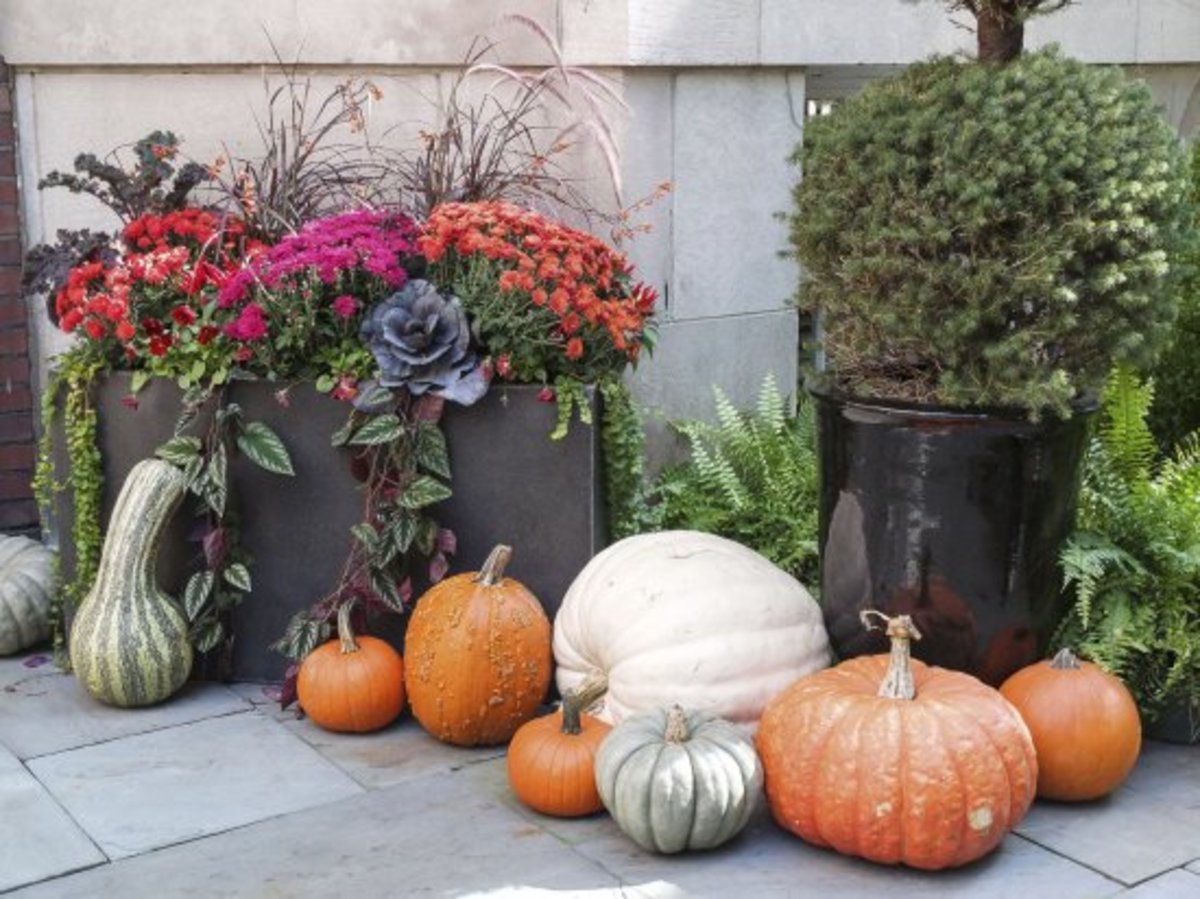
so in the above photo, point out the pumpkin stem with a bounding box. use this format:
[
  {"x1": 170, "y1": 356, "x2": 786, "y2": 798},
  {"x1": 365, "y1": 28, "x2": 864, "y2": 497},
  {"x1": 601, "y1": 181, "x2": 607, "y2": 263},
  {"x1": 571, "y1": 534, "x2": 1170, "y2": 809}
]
[
  {"x1": 336, "y1": 602, "x2": 360, "y2": 655},
  {"x1": 561, "y1": 673, "x2": 609, "y2": 735},
  {"x1": 1050, "y1": 647, "x2": 1082, "y2": 670},
  {"x1": 861, "y1": 610, "x2": 922, "y2": 700},
  {"x1": 477, "y1": 545, "x2": 513, "y2": 586},
  {"x1": 664, "y1": 704, "x2": 690, "y2": 743}
]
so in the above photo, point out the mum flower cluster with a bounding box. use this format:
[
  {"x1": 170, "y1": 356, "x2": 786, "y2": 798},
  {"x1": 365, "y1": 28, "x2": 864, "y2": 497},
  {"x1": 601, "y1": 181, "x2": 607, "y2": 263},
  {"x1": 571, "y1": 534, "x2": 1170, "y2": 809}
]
[
  {"x1": 418, "y1": 201, "x2": 656, "y2": 383},
  {"x1": 55, "y1": 209, "x2": 259, "y2": 364}
]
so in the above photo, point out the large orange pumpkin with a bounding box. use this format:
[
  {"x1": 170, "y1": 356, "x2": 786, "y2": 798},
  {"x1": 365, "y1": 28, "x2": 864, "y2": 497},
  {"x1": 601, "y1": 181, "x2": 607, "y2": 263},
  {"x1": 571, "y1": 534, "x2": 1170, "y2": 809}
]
[
  {"x1": 1000, "y1": 647, "x2": 1141, "y2": 801},
  {"x1": 297, "y1": 603, "x2": 406, "y2": 733},
  {"x1": 405, "y1": 545, "x2": 552, "y2": 746},
  {"x1": 756, "y1": 611, "x2": 1038, "y2": 870},
  {"x1": 507, "y1": 674, "x2": 611, "y2": 816}
]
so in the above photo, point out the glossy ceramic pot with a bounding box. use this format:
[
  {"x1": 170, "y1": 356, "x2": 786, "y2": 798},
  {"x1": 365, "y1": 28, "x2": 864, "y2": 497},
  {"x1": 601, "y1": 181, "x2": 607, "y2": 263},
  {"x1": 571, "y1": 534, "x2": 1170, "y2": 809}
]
[{"x1": 811, "y1": 383, "x2": 1093, "y2": 685}]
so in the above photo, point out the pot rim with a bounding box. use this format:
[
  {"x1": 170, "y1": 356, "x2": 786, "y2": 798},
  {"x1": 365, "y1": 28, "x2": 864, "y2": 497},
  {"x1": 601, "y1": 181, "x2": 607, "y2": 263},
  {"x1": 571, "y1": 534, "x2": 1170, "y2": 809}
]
[{"x1": 804, "y1": 375, "x2": 1099, "y2": 422}]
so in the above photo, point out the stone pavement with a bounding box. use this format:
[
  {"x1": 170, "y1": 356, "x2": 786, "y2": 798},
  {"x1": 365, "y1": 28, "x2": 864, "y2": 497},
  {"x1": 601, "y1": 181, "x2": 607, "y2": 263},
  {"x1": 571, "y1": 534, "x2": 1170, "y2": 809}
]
[{"x1": 2, "y1": 650, "x2": 1199, "y2": 898}]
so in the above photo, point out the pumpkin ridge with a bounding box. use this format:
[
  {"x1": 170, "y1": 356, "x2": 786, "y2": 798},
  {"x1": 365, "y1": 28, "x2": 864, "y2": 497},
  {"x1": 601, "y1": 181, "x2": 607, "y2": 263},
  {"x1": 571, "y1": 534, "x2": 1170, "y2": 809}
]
[
  {"x1": 935, "y1": 695, "x2": 1018, "y2": 849},
  {"x1": 927, "y1": 702, "x2": 973, "y2": 867},
  {"x1": 808, "y1": 695, "x2": 863, "y2": 850}
]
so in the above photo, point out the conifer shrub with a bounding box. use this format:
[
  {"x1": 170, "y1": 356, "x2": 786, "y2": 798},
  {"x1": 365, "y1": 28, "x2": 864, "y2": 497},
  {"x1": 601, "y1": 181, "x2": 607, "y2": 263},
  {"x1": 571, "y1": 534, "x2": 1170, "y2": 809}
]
[{"x1": 791, "y1": 48, "x2": 1194, "y2": 416}]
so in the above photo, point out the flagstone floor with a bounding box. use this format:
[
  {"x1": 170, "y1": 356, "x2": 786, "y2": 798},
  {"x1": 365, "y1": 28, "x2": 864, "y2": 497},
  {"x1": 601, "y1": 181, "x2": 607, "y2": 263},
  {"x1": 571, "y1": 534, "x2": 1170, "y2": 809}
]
[{"x1": 2, "y1": 651, "x2": 1199, "y2": 898}]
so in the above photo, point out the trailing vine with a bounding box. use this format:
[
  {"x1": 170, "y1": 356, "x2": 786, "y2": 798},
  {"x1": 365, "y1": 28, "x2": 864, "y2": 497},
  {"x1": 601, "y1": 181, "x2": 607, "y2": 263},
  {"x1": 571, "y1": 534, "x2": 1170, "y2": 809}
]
[
  {"x1": 598, "y1": 379, "x2": 651, "y2": 540},
  {"x1": 32, "y1": 349, "x2": 105, "y2": 663}
]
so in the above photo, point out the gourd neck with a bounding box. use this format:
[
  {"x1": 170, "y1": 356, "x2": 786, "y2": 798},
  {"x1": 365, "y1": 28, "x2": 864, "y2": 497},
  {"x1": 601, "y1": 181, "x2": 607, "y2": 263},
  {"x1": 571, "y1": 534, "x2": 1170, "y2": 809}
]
[
  {"x1": 336, "y1": 602, "x2": 360, "y2": 654},
  {"x1": 861, "y1": 610, "x2": 922, "y2": 700},
  {"x1": 94, "y1": 460, "x2": 188, "y2": 594},
  {"x1": 664, "y1": 705, "x2": 690, "y2": 743},
  {"x1": 560, "y1": 673, "x2": 608, "y2": 735},
  {"x1": 1050, "y1": 647, "x2": 1081, "y2": 670},
  {"x1": 476, "y1": 544, "x2": 512, "y2": 586}
]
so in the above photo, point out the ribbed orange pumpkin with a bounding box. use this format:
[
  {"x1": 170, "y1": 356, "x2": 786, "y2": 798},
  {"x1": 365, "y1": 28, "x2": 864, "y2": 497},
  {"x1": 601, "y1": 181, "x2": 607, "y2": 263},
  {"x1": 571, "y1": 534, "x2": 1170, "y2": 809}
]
[
  {"x1": 297, "y1": 603, "x2": 406, "y2": 733},
  {"x1": 1000, "y1": 647, "x2": 1141, "y2": 801},
  {"x1": 507, "y1": 675, "x2": 611, "y2": 816},
  {"x1": 756, "y1": 611, "x2": 1038, "y2": 870},
  {"x1": 405, "y1": 545, "x2": 552, "y2": 746}
]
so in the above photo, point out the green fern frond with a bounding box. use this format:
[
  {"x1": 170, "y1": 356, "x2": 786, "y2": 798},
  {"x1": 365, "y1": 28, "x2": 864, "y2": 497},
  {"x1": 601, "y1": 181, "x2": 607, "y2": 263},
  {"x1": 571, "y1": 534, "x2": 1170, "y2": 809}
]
[{"x1": 1099, "y1": 365, "x2": 1157, "y2": 487}]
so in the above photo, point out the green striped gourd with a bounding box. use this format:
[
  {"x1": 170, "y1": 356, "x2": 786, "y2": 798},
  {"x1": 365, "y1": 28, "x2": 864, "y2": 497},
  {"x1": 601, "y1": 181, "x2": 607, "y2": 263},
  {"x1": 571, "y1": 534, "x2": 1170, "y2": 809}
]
[
  {"x1": 70, "y1": 458, "x2": 193, "y2": 706},
  {"x1": 0, "y1": 535, "x2": 57, "y2": 655}
]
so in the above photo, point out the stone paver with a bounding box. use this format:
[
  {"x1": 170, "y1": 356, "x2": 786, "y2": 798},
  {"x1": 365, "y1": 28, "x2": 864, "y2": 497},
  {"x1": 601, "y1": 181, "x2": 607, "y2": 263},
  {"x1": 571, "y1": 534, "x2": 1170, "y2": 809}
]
[
  {"x1": 8, "y1": 763, "x2": 625, "y2": 898},
  {"x1": 1016, "y1": 742, "x2": 1200, "y2": 886},
  {"x1": 0, "y1": 743, "x2": 105, "y2": 892},
  {"x1": 456, "y1": 758, "x2": 1119, "y2": 899},
  {"x1": 1120, "y1": 869, "x2": 1200, "y2": 897},
  {"x1": 0, "y1": 650, "x2": 57, "y2": 690},
  {"x1": 26, "y1": 711, "x2": 363, "y2": 859},
  {"x1": 0, "y1": 671, "x2": 249, "y2": 759},
  {"x1": 279, "y1": 713, "x2": 505, "y2": 789}
]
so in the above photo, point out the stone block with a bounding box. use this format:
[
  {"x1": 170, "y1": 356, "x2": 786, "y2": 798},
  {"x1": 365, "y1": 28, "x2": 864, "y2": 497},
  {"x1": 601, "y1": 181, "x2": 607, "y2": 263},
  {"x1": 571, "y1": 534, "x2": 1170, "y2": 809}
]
[
  {"x1": 0, "y1": 744, "x2": 104, "y2": 891},
  {"x1": 27, "y1": 711, "x2": 362, "y2": 859},
  {"x1": 0, "y1": 672, "x2": 248, "y2": 760},
  {"x1": 1122, "y1": 869, "x2": 1200, "y2": 897},
  {"x1": 671, "y1": 71, "x2": 802, "y2": 321}
]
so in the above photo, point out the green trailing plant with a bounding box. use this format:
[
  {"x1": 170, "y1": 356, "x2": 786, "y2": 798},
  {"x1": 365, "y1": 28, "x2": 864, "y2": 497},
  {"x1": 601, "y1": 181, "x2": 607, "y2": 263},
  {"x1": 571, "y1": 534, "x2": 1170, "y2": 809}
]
[
  {"x1": 32, "y1": 348, "x2": 106, "y2": 662},
  {"x1": 155, "y1": 390, "x2": 294, "y2": 662},
  {"x1": 599, "y1": 379, "x2": 651, "y2": 540},
  {"x1": 650, "y1": 377, "x2": 820, "y2": 586},
  {"x1": 1147, "y1": 141, "x2": 1200, "y2": 453},
  {"x1": 1057, "y1": 366, "x2": 1200, "y2": 726},
  {"x1": 791, "y1": 47, "x2": 1193, "y2": 416}
]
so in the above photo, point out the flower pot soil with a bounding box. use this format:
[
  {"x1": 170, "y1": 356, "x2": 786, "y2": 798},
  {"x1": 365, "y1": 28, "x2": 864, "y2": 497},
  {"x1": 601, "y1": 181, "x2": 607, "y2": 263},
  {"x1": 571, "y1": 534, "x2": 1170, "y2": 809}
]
[{"x1": 812, "y1": 385, "x2": 1093, "y2": 685}]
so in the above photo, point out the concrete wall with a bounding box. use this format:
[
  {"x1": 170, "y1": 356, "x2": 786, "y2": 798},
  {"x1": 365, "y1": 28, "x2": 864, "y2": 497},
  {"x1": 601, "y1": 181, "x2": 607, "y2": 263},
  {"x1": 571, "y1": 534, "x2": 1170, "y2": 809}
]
[{"x1": 1, "y1": 0, "x2": 1198, "y2": 466}]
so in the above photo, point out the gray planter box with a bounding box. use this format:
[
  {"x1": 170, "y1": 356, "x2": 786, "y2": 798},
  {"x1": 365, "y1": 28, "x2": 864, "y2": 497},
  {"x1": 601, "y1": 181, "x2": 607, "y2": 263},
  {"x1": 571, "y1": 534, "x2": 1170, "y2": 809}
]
[{"x1": 54, "y1": 374, "x2": 605, "y2": 681}]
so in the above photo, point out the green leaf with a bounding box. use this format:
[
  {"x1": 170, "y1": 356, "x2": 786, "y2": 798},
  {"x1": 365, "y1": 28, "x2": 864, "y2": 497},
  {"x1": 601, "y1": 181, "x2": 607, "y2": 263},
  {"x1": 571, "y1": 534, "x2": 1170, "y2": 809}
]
[
  {"x1": 183, "y1": 571, "x2": 214, "y2": 622},
  {"x1": 181, "y1": 455, "x2": 204, "y2": 489},
  {"x1": 194, "y1": 619, "x2": 224, "y2": 654},
  {"x1": 315, "y1": 374, "x2": 335, "y2": 393},
  {"x1": 357, "y1": 382, "x2": 395, "y2": 409},
  {"x1": 390, "y1": 512, "x2": 418, "y2": 553},
  {"x1": 216, "y1": 402, "x2": 243, "y2": 426},
  {"x1": 349, "y1": 414, "x2": 404, "y2": 446},
  {"x1": 330, "y1": 416, "x2": 357, "y2": 448},
  {"x1": 415, "y1": 517, "x2": 439, "y2": 555},
  {"x1": 369, "y1": 571, "x2": 405, "y2": 613},
  {"x1": 130, "y1": 371, "x2": 150, "y2": 394},
  {"x1": 272, "y1": 612, "x2": 329, "y2": 661},
  {"x1": 399, "y1": 476, "x2": 453, "y2": 510},
  {"x1": 223, "y1": 562, "x2": 251, "y2": 592},
  {"x1": 237, "y1": 421, "x2": 295, "y2": 475},
  {"x1": 351, "y1": 523, "x2": 380, "y2": 549},
  {"x1": 415, "y1": 423, "x2": 451, "y2": 478},
  {"x1": 206, "y1": 443, "x2": 228, "y2": 517},
  {"x1": 155, "y1": 435, "x2": 202, "y2": 466}
]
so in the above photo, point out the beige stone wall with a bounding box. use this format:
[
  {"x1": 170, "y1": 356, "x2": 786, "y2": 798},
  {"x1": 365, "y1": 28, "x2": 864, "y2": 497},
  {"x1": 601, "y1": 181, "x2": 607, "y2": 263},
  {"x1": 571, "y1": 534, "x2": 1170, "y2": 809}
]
[{"x1": 2, "y1": 0, "x2": 1197, "y2": 465}]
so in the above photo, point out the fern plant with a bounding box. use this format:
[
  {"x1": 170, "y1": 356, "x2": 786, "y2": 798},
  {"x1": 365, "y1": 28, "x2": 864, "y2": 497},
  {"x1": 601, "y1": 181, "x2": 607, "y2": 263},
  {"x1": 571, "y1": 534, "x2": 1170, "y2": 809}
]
[
  {"x1": 1057, "y1": 366, "x2": 1200, "y2": 727},
  {"x1": 650, "y1": 376, "x2": 820, "y2": 587}
]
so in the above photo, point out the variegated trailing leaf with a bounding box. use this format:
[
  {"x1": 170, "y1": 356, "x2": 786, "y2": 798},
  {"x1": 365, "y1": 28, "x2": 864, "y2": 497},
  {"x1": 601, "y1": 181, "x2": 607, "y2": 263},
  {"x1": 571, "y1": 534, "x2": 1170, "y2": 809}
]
[
  {"x1": 155, "y1": 435, "x2": 202, "y2": 467},
  {"x1": 273, "y1": 612, "x2": 329, "y2": 662},
  {"x1": 330, "y1": 416, "x2": 357, "y2": 447},
  {"x1": 194, "y1": 619, "x2": 224, "y2": 654},
  {"x1": 351, "y1": 523, "x2": 380, "y2": 549},
  {"x1": 400, "y1": 476, "x2": 452, "y2": 510},
  {"x1": 205, "y1": 443, "x2": 228, "y2": 517},
  {"x1": 237, "y1": 421, "x2": 295, "y2": 475},
  {"x1": 415, "y1": 423, "x2": 451, "y2": 478},
  {"x1": 390, "y1": 512, "x2": 418, "y2": 554},
  {"x1": 183, "y1": 571, "x2": 215, "y2": 622},
  {"x1": 223, "y1": 562, "x2": 252, "y2": 592},
  {"x1": 349, "y1": 413, "x2": 404, "y2": 446}
]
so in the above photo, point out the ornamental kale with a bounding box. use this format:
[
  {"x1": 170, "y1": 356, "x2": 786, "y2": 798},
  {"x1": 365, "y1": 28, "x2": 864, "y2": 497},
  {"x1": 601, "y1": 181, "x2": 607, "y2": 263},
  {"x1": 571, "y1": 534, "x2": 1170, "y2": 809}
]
[{"x1": 360, "y1": 280, "x2": 487, "y2": 405}]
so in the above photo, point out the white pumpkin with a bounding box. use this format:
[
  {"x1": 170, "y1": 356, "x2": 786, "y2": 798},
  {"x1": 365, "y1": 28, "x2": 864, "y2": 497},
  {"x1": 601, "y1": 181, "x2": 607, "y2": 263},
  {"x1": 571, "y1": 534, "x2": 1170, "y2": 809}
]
[
  {"x1": 553, "y1": 530, "x2": 830, "y2": 731},
  {"x1": 0, "y1": 534, "x2": 57, "y2": 655}
]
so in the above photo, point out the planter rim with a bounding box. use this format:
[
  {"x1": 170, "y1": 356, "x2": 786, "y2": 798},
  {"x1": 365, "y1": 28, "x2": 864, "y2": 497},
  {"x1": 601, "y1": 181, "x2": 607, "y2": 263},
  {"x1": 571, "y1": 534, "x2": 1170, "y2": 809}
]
[{"x1": 804, "y1": 376, "x2": 1099, "y2": 423}]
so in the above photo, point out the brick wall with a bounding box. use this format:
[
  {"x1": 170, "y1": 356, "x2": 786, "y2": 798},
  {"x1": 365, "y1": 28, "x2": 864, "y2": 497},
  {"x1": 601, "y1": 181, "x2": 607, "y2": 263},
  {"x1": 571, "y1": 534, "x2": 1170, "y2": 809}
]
[{"x1": 0, "y1": 58, "x2": 37, "y2": 534}]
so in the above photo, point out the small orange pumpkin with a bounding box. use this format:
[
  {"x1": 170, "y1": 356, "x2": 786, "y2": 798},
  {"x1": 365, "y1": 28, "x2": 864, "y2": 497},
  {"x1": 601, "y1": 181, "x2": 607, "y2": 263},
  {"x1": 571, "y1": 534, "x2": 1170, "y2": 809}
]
[
  {"x1": 297, "y1": 603, "x2": 406, "y2": 733},
  {"x1": 1000, "y1": 647, "x2": 1141, "y2": 801},
  {"x1": 405, "y1": 545, "x2": 552, "y2": 746},
  {"x1": 507, "y1": 675, "x2": 611, "y2": 817},
  {"x1": 756, "y1": 611, "x2": 1037, "y2": 870}
]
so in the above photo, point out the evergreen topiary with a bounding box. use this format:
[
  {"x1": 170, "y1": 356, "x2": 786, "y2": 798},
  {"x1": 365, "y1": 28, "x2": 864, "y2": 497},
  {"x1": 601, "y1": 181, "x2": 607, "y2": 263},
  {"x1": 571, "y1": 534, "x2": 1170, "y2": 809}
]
[{"x1": 790, "y1": 48, "x2": 1194, "y2": 416}]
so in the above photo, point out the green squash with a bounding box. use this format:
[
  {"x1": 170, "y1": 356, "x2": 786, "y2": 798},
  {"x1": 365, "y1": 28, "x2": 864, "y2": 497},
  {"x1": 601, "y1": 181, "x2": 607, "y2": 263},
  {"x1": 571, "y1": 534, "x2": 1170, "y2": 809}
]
[
  {"x1": 70, "y1": 459, "x2": 193, "y2": 706},
  {"x1": 0, "y1": 535, "x2": 57, "y2": 655},
  {"x1": 594, "y1": 705, "x2": 763, "y2": 854}
]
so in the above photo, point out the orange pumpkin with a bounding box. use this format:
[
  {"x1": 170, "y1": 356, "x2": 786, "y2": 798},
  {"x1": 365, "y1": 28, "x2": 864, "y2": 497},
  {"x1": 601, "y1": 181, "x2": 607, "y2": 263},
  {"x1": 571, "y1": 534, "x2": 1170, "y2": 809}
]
[
  {"x1": 297, "y1": 603, "x2": 406, "y2": 733},
  {"x1": 756, "y1": 611, "x2": 1037, "y2": 870},
  {"x1": 507, "y1": 675, "x2": 611, "y2": 816},
  {"x1": 405, "y1": 545, "x2": 552, "y2": 746},
  {"x1": 1000, "y1": 647, "x2": 1141, "y2": 801}
]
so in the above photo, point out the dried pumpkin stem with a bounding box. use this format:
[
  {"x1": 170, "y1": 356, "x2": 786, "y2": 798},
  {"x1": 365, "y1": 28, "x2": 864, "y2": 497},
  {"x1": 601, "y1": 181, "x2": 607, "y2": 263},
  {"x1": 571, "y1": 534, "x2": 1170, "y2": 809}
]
[
  {"x1": 860, "y1": 610, "x2": 922, "y2": 700},
  {"x1": 477, "y1": 544, "x2": 513, "y2": 586},
  {"x1": 336, "y1": 601, "x2": 360, "y2": 655},
  {"x1": 1050, "y1": 647, "x2": 1081, "y2": 670},
  {"x1": 664, "y1": 704, "x2": 690, "y2": 743},
  {"x1": 561, "y1": 673, "x2": 609, "y2": 735}
]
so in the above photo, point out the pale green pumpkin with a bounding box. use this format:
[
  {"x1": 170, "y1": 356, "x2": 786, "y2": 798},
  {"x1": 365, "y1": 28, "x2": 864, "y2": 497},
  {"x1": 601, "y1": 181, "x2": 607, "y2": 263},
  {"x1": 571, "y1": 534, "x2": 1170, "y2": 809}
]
[
  {"x1": 70, "y1": 459, "x2": 193, "y2": 707},
  {"x1": 0, "y1": 535, "x2": 57, "y2": 655},
  {"x1": 594, "y1": 705, "x2": 763, "y2": 854}
]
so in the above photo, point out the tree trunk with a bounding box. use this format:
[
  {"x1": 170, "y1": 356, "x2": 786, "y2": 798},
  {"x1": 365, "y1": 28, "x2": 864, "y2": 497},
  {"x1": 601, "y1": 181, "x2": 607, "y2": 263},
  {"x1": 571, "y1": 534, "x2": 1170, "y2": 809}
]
[{"x1": 976, "y1": 4, "x2": 1026, "y2": 63}]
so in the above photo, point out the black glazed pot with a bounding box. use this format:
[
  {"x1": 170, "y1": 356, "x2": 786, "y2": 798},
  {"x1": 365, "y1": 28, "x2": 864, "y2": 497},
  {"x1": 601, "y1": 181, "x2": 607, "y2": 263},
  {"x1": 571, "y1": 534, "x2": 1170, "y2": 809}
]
[
  {"x1": 53, "y1": 373, "x2": 606, "y2": 681},
  {"x1": 811, "y1": 382, "x2": 1094, "y2": 685}
]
